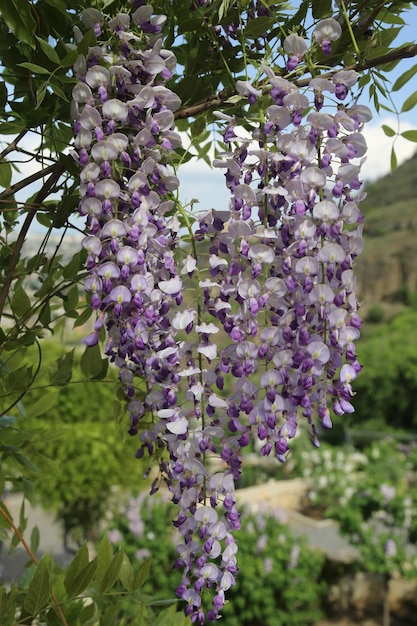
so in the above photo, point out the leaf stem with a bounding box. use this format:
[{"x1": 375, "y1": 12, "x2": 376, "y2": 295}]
[{"x1": 340, "y1": 0, "x2": 361, "y2": 58}]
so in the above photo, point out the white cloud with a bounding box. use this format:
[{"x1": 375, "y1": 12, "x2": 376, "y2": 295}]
[
  {"x1": 178, "y1": 164, "x2": 230, "y2": 213},
  {"x1": 360, "y1": 117, "x2": 417, "y2": 182}
]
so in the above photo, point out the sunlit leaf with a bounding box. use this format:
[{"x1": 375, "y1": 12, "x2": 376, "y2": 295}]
[
  {"x1": 35, "y1": 36, "x2": 60, "y2": 64},
  {"x1": 392, "y1": 63, "x2": 417, "y2": 91},
  {"x1": 95, "y1": 534, "x2": 113, "y2": 589},
  {"x1": 382, "y1": 124, "x2": 396, "y2": 137},
  {"x1": 401, "y1": 90, "x2": 417, "y2": 113},
  {"x1": 64, "y1": 543, "x2": 97, "y2": 599},
  {"x1": 132, "y1": 557, "x2": 151, "y2": 591},
  {"x1": 99, "y1": 549, "x2": 125, "y2": 593},
  {"x1": 401, "y1": 130, "x2": 417, "y2": 142},
  {"x1": 18, "y1": 62, "x2": 50, "y2": 75}
]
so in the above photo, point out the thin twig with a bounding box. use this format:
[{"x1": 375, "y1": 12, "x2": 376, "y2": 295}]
[
  {"x1": 0, "y1": 130, "x2": 29, "y2": 161},
  {"x1": 0, "y1": 162, "x2": 60, "y2": 202},
  {"x1": 0, "y1": 505, "x2": 69, "y2": 626},
  {"x1": 0, "y1": 161, "x2": 66, "y2": 323}
]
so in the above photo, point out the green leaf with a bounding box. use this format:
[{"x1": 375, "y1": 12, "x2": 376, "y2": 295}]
[
  {"x1": 63, "y1": 251, "x2": 84, "y2": 280},
  {"x1": 63, "y1": 285, "x2": 79, "y2": 314},
  {"x1": 39, "y1": 302, "x2": 51, "y2": 328},
  {"x1": 77, "y1": 28, "x2": 97, "y2": 56},
  {"x1": 24, "y1": 554, "x2": 52, "y2": 616},
  {"x1": 132, "y1": 557, "x2": 151, "y2": 591},
  {"x1": 64, "y1": 543, "x2": 97, "y2": 599},
  {"x1": 0, "y1": 588, "x2": 7, "y2": 625},
  {"x1": 0, "y1": 82, "x2": 7, "y2": 109},
  {"x1": 30, "y1": 525, "x2": 40, "y2": 554},
  {"x1": 401, "y1": 130, "x2": 417, "y2": 142},
  {"x1": 35, "y1": 82, "x2": 48, "y2": 110},
  {"x1": 5, "y1": 364, "x2": 31, "y2": 393},
  {"x1": 393, "y1": 63, "x2": 417, "y2": 91},
  {"x1": 119, "y1": 553, "x2": 134, "y2": 591},
  {"x1": 14, "y1": 453, "x2": 38, "y2": 472},
  {"x1": 244, "y1": 17, "x2": 276, "y2": 37},
  {"x1": 190, "y1": 115, "x2": 206, "y2": 139},
  {"x1": 48, "y1": 349, "x2": 74, "y2": 386},
  {"x1": 380, "y1": 13, "x2": 405, "y2": 24},
  {"x1": 80, "y1": 344, "x2": 107, "y2": 380},
  {"x1": 43, "y1": 0, "x2": 67, "y2": 13},
  {"x1": 18, "y1": 62, "x2": 50, "y2": 75},
  {"x1": 391, "y1": 145, "x2": 397, "y2": 171},
  {"x1": 401, "y1": 90, "x2": 417, "y2": 113},
  {"x1": 73, "y1": 306, "x2": 93, "y2": 328},
  {"x1": 218, "y1": 0, "x2": 234, "y2": 22},
  {"x1": 29, "y1": 390, "x2": 59, "y2": 419},
  {"x1": 100, "y1": 549, "x2": 125, "y2": 593},
  {"x1": 11, "y1": 286, "x2": 31, "y2": 318},
  {"x1": 382, "y1": 124, "x2": 396, "y2": 137},
  {"x1": 35, "y1": 36, "x2": 60, "y2": 64},
  {"x1": 0, "y1": 0, "x2": 36, "y2": 48},
  {"x1": 4, "y1": 584, "x2": 18, "y2": 626},
  {"x1": 155, "y1": 604, "x2": 184, "y2": 626},
  {"x1": 312, "y1": 0, "x2": 332, "y2": 18},
  {"x1": 0, "y1": 160, "x2": 12, "y2": 188},
  {"x1": 49, "y1": 78, "x2": 69, "y2": 102},
  {"x1": 59, "y1": 48, "x2": 79, "y2": 69},
  {"x1": 95, "y1": 534, "x2": 113, "y2": 589}
]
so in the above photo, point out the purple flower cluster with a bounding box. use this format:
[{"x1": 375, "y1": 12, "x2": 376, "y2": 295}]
[
  {"x1": 72, "y1": 11, "x2": 370, "y2": 624},
  {"x1": 72, "y1": 7, "x2": 241, "y2": 623},
  {"x1": 208, "y1": 65, "x2": 371, "y2": 462}
]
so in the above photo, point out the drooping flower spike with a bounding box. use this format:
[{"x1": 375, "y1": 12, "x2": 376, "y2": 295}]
[{"x1": 72, "y1": 10, "x2": 369, "y2": 623}]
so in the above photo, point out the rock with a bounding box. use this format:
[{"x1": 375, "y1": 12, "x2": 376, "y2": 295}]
[{"x1": 389, "y1": 575, "x2": 417, "y2": 617}]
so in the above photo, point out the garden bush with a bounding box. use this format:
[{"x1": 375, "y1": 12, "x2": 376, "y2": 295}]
[
  {"x1": 300, "y1": 440, "x2": 417, "y2": 578},
  {"x1": 11, "y1": 341, "x2": 143, "y2": 543},
  {"x1": 350, "y1": 310, "x2": 417, "y2": 432},
  {"x1": 104, "y1": 491, "x2": 326, "y2": 625}
]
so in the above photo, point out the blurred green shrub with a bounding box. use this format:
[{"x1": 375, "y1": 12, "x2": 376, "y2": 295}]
[
  {"x1": 16, "y1": 341, "x2": 143, "y2": 543},
  {"x1": 104, "y1": 491, "x2": 326, "y2": 625},
  {"x1": 350, "y1": 309, "x2": 417, "y2": 431},
  {"x1": 300, "y1": 439, "x2": 417, "y2": 578}
]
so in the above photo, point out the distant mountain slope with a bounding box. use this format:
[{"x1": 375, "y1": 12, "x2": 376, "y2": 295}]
[
  {"x1": 361, "y1": 151, "x2": 417, "y2": 211},
  {"x1": 356, "y1": 153, "x2": 417, "y2": 310}
]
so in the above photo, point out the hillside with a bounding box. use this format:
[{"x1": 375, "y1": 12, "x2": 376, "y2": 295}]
[{"x1": 355, "y1": 152, "x2": 417, "y2": 312}]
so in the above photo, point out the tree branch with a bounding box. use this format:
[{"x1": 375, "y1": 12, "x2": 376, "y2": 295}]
[
  {"x1": 297, "y1": 43, "x2": 417, "y2": 87},
  {"x1": 0, "y1": 162, "x2": 60, "y2": 202},
  {"x1": 174, "y1": 91, "x2": 231, "y2": 120},
  {"x1": 0, "y1": 161, "x2": 66, "y2": 324},
  {"x1": 173, "y1": 44, "x2": 417, "y2": 118}
]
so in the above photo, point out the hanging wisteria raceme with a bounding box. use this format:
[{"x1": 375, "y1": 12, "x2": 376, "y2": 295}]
[
  {"x1": 72, "y1": 9, "x2": 370, "y2": 624},
  {"x1": 203, "y1": 27, "x2": 371, "y2": 467},
  {"x1": 71, "y1": 6, "x2": 242, "y2": 623}
]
